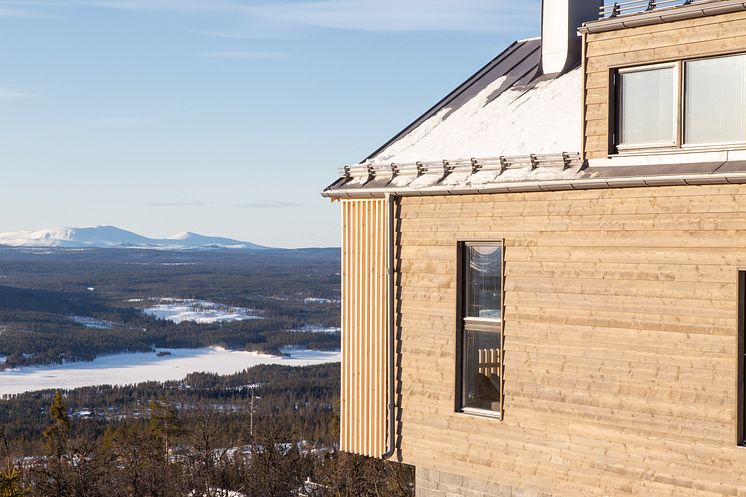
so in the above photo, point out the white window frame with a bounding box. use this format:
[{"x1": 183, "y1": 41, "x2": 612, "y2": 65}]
[
  {"x1": 456, "y1": 240, "x2": 504, "y2": 420},
  {"x1": 613, "y1": 53, "x2": 746, "y2": 155},
  {"x1": 615, "y1": 62, "x2": 680, "y2": 152},
  {"x1": 681, "y1": 53, "x2": 746, "y2": 149}
]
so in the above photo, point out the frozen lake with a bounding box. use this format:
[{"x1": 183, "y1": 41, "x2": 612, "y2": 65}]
[{"x1": 0, "y1": 347, "x2": 341, "y2": 396}]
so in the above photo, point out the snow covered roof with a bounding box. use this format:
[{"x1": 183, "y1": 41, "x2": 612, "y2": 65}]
[
  {"x1": 370, "y1": 61, "x2": 580, "y2": 163},
  {"x1": 323, "y1": 38, "x2": 588, "y2": 197},
  {"x1": 322, "y1": 37, "x2": 746, "y2": 199}
]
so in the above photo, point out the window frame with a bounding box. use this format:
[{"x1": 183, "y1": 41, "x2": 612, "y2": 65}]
[
  {"x1": 738, "y1": 270, "x2": 746, "y2": 447},
  {"x1": 615, "y1": 62, "x2": 680, "y2": 152},
  {"x1": 612, "y1": 53, "x2": 746, "y2": 155},
  {"x1": 681, "y1": 53, "x2": 746, "y2": 149},
  {"x1": 455, "y1": 240, "x2": 505, "y2": 420}
]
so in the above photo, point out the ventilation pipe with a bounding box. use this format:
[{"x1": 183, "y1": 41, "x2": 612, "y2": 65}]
[{"x1": 540, "y1": 0, "x2": 603, "y2": 75}]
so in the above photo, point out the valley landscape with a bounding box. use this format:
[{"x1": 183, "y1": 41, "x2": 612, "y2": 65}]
[
  {"x1": 0, "y1": 232, "x2": 414, "y2": 496},
  {"x1": 0, "y1": 229, "x2": 341, "y2": 375}
]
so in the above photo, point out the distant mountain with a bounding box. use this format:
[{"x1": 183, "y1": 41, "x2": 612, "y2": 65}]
[{"x1": 0, "y1": 226, "x2": 266, "y2": 251}]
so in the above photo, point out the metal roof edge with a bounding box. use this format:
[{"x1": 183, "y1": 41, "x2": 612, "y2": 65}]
[
  {"x1": 321, "y1": 172, "x2": 746, "y2": 199},
  {"x1": 580, "y1": 0, "x2": 746, "y2": 34}
]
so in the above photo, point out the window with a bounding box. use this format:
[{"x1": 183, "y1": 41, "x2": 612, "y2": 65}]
[
  {"x1": 614, "y1": 53, "x2": 746, "y2": 152},
  {"x1": 685, "y1": 55, "x2": 746, "y2": 145},
  {"x1": 457, "y1": 242, "x2": 503, "y2": 417},
  {"x1": 618, "y1": 64, "x2": 677, "y2": 147}
]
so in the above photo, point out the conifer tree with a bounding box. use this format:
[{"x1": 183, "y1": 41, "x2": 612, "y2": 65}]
[
  {"x1": 38, "y1": 391, "x2": 71, "y2": 497},
  {"x1": 149, "y1": 398, "x2": 183, "y2": 456},
  {"x1": 0, "y1": 466, "x2": 27, "y2": 497},
  {"x1": 44, "y1": 392, "x2": 70, "y2": 458}
]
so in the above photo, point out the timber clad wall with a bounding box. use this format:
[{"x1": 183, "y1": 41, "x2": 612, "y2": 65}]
[
  {"x1": 395, "y1": 185, "x2": 746, "y2": 497},
  {"x1": 340, "y1": 199, "x2": 388, "y2": 457},
  {"x1": 583, "y1": 10, "x2": 746, "y2": 159}
]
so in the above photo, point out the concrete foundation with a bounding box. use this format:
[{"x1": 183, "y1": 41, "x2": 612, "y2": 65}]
[{"x1": 415, "y1": 467, "x2": 555, "y2": 497}]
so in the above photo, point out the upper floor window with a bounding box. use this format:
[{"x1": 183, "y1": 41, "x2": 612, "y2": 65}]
[
  {"x1": 614, "y1": 53, "x2": 746, "y2": 152},
  {"x1": 458, "y1": 242, "x2": 503, "y2": 418},
  {"x1": 618, "y1": 64, "x2": 677, "y2": 148},
  {"x1": 685, "y1": 55, "x2": 746, "y2": 145}
]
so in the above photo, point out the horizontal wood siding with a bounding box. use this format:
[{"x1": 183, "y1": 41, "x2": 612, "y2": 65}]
[
  {"x1": 340, "y1": 199, "x2": 388, "y2": 457},
  {"x1": 395, "y1": 185, "x2": 746, "y2": 497},
  {"x1": 583, "y1": 10, "x2": 746, "y2": 159}
]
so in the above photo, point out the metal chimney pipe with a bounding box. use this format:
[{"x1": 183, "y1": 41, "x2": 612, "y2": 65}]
[{"x1": 540, "y1": 0, "x2": 603, "y2": 75}]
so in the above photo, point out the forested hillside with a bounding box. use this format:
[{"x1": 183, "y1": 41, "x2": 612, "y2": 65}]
[
  {"x1": 0, "y1": 248, "x2": 341, "y2": 367},
  {"x1": 0, "y1": 248, "x2": 415, "y2": 496},
  {"x1": 0, "y1": 363, "x2": 414, "y2": 496}
]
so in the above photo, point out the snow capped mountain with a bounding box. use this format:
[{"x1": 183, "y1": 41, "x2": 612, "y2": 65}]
[
  {"x1": 0, "y1": 226, "x2": 266, "y2": 251},
  {"x1": 166, "y1": 232, "x2": 258, "y2": 248}
]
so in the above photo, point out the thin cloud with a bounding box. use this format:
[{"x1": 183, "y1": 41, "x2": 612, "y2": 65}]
[
  {"x1": 147, "y1": 200, "x2": 214, "y2": 208},
  {"x1": 0, "y1": 0, "x2": 539, "y2": 33},
  {"x1": 235, "y1": 201, "x2": 301, "y2": 209},
  {"x1": 197, "y1": 50, "x2": 291, "y2": 60},
  {"x1": 189, "y1": 28, "x2": 288, "y2": 40},
  {"x1": 0, "y1": 6, "x2": 42, "y2": 16},
  {"x1": 242, "y1": 0, "x2": 538, "y2": 33},
  {"x1": 74, "y1": 117, "x2": 147, "y2": 127},
  {"x1": 0, "y1": 0, "x2": 234, "y2": 12},
  {"x1": 0, "y1": 87, "x2": 37, "y2": 99}
]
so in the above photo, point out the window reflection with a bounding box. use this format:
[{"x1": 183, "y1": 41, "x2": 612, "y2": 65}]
[
  {"x1": 462, "y1": 330, "x2": 501, "y2": 412},
  {"x1": 465, "y1": 245, "x2": 502, "y2": 320},
  {"x1": 460, "y1": 242, "x2": 503, "y2": 416}
]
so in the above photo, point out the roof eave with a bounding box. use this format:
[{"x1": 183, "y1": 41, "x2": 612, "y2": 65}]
[
  {"x1": 580, "y1": 0, "x2": 746, "y2": 34},
  {"x1": 322, "y1": 172, "x2": 746, "y2": 199}
]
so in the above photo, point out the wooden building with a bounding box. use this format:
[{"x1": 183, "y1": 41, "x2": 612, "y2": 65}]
[{"x1": 322, "y1": 1, "x2": 746, "y2": 495}]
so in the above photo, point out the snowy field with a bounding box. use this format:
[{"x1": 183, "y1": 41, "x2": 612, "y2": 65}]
[
  {"x1": 291, "y1": 325, "x2": 341, "y2": 334},
  {"x1": 142, "y1": 299, "x2": 262, "y2": 324},
  {"x1": 303, "y1": 297, "x2": 340, "y2": 305},
  {"x1": 0, "y1": 347, "x2": 340, "y2": 395},
  {"x1": 70, "y1": 316, "x2": 115, "y2": 330}
]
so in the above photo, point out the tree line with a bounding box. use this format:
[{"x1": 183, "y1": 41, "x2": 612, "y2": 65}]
[
  {"x1": 0, "y1": 364, "x2": 341, "y2": 453},
  {"x1": 1, "y1": 391, "x2": 414, "y2": 497}
]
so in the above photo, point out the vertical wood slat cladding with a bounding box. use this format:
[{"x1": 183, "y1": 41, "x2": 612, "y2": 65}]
[
  {"x1": 340, "y1": 199, "x2": 388, "y2": 458},
  {"x1": 582, "y1": 10, "x2": 746, "y2": 159},
  {"x1": 395, "y1": 185, "x2": 746, "y2": 497}
]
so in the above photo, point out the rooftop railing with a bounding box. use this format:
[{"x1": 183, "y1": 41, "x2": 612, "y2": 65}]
[
  {"x1": 339, "y1": 152, "x2": 583, "y2": 182},
  {"x1": 599, "y1": 0, "x2": 721, "y2": 19}
]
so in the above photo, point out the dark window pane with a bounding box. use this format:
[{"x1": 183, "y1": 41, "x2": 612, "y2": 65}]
[
  {"x1": 462, "y1": 330, "x2": 501, "y2": 412},
  {"x1": 465, "y1": 245, "x2": 502, "y2": 320}
]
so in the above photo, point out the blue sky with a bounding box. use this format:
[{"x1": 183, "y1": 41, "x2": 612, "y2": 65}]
[{"x1": 0, "y1": 0, "x2": 542, "y2": 248}]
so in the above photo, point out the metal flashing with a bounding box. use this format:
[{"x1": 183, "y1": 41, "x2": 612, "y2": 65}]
[
  {"x1": 581, "y1": 0, "x2": 746, "y2": 34},
  {"x1": 322, "y1": 156, "x2": 746, "y2": 199}
]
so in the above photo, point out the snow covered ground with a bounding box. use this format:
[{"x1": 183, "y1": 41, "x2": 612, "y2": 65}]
[
  {"x1": 0, "y1": 347, "x2": 341, "y2": 395},
  {"x1": 303, "y1": 297, "x2": 340, "y2": 305},
  {"x1": 291, "y1": 325, "x2": 341, "y2": 334},
  {"x1": 70, "y1": 316, "x2": 115, "y2": 330},
  {"x1": 142, "y1": 299, "x2": 262, "y2": 324}
]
